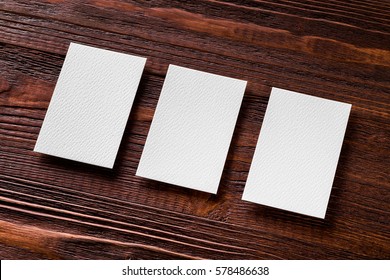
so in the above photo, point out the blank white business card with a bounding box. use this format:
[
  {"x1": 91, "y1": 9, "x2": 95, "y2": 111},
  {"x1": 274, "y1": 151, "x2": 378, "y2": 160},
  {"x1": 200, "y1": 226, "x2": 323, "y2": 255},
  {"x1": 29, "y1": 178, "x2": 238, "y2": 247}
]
[
  {"x1": 242, "y1": 88, "x2": 351, "y2": 218},
  {"x1": 136, "y1": 65, "x2": 247, "y2": 193},
  {"x1": 34, "y1": 43, "x2": 146, "y2": 168}
]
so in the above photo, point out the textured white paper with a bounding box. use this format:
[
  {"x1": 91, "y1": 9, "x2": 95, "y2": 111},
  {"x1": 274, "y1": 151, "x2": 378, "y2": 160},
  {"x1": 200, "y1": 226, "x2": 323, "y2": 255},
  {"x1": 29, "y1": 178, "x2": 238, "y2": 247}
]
[
  {"x1": 137, "y1": 65, "x2": 247, "y2": 193},
  {"x1": 242, "y1": 88, "x2": 351, "y2": 218},
  {"x1": 34, "y1": 43, "x2": 146, "y2": 168}
]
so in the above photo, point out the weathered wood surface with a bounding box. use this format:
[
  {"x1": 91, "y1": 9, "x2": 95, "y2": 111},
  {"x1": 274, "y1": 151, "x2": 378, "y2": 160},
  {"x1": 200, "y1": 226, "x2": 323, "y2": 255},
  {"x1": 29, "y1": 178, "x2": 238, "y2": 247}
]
[{"x1": 0, "y1": 0, "x2": 389, "y2": 259}]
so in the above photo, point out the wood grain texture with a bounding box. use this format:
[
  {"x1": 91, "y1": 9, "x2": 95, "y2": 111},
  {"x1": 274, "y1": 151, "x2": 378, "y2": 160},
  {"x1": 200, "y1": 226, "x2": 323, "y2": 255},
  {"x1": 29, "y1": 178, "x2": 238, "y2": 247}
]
[{"x1": 0, "y1": 0, "x2": 389, "y2": 259}]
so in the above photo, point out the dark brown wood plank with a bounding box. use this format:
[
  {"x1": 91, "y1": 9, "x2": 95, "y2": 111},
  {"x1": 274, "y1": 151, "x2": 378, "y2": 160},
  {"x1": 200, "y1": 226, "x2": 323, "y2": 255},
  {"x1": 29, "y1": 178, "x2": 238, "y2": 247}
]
[{"x1": 0, "y1": 0, "x2": 389, "y2": 259}]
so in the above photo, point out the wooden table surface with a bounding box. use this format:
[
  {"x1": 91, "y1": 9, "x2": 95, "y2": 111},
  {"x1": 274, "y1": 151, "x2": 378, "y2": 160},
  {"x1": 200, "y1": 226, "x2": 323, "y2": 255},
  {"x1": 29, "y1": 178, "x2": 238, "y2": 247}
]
[{"x1": 0, "y1": 0, "x2": 389, "y2": 260}]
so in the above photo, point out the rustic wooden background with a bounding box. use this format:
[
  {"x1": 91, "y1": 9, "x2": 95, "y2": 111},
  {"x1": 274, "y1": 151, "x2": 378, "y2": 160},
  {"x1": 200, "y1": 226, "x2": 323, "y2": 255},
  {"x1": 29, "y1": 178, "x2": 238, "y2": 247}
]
[{"x1": 0, "y1": 0, "x2": 389, "y2": 259}]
